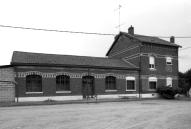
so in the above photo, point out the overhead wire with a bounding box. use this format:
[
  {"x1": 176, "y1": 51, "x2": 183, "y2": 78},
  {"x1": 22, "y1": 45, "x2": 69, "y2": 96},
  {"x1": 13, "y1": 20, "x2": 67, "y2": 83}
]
[
  {"x1": 1, "y1": 24, "x2": 191, "y2": 51},
  {"x1": 180, "y1": 47, "x2": 191, "y2": 51},
  {"x1": 1, "y1": 24, "x2": 191, "y2": 39},
  {"x1": 0, "y1": 24, "x2": 115, "y2": 36},
  {"x1": 157, "y1": 36, "x2": 191, "y2": 38}
]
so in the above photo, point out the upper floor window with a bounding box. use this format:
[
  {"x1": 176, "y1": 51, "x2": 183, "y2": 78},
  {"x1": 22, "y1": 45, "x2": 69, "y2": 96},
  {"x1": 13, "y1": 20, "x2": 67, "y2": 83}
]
[
  {"x1": 166, "y1": 77, "x2": 172, "y2": 87},
  {"x1": 149, "y1": 77, "x2": 157, "y2": 90},
  {"x1": 149, "y1": 56, "x2": 155, "y2": 69},
  {"x1": 26, "y1": 75, "x2": 42, "y2": 92},
  {"x1": 56, "y1": 75, "x2": 70, "y2": 91},
  {"x1": 126, "y1": 77, "x2": 136, "y2": 91},
  {"x1": 166, "y1": 57, "x2": 172, "y2": 65},
  {"x1": 105, "y1": 76, "x2": 116, "y2": 90}
]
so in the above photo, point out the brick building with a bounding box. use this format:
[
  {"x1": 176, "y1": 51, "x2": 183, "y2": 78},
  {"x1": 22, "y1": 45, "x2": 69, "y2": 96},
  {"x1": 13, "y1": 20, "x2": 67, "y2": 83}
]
[{"x1": 0, "y1": 26, "x2": 181, "y2": 102}]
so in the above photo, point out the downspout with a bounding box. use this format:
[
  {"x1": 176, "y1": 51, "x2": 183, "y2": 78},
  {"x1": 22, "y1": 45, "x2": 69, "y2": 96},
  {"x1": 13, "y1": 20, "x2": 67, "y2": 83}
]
[
  {"x1": 14, "y1": 66, "x2": 19, "y2": 103},
  {"x1": 139, "y1": 45, "x2": 142, "y2": 99}
]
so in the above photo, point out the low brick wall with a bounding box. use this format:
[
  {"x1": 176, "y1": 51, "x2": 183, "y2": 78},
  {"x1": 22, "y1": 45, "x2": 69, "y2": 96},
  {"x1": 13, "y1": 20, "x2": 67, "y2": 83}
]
[
  {"x1": 0, "y1": 67, "x2": 15, "y2": 102},
  {"x1": 0, "y1": 82, "x2": 15, "y2": 102}
]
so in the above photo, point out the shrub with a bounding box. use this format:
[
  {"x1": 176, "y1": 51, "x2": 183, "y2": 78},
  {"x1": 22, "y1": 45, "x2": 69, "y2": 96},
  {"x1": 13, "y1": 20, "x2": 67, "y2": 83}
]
[
  {"x1": 178, "y1": 71, "x2": 191, "y2": 96},
  {"x1": 157, "y1": 86, "x2": 181, "y2": 99}
]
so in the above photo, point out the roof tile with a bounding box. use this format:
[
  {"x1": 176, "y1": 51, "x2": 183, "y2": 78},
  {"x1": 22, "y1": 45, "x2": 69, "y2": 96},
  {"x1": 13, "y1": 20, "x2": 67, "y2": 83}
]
[
  {"x1": 122, "y1": 32, "x2": 181, "y2": 47},
  {"x1": 11, "y1": 51, "x2": 138, "y2": 69}
]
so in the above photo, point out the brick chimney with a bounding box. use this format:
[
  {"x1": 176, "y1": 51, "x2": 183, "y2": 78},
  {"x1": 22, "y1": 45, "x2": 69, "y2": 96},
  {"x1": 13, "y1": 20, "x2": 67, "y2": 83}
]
[
  {"x1": 128, "y1": 25, "x2": 134, "y2": 35},
  {"x1": 170, "y1": 36, "x2": 175, "y2": 43}
]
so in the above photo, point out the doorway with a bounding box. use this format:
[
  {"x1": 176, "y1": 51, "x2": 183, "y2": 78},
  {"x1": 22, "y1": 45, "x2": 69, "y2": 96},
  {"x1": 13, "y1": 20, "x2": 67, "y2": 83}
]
[{"x1": 82, "y1": 76, "x2": 95, "y2": 98}]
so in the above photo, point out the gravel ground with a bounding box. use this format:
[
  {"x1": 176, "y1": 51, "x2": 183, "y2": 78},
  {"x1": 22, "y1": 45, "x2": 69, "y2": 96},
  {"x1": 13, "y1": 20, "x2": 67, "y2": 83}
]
[{"x1": 0, "y1": 100, "x2": 191, "y2": 129}]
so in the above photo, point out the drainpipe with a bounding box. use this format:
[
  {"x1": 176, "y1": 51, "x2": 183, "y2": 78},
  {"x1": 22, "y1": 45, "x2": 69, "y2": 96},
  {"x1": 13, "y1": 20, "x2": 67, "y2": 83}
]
[
  {"x1": 87, "y1": 68, "x2": 90, "y2": 99},
  {"x1": 139, "y1": 45, "x2": 143, "y2": 99},
  {"x1": 14, "y1": 66, "x2": 19, "y2": 103}
]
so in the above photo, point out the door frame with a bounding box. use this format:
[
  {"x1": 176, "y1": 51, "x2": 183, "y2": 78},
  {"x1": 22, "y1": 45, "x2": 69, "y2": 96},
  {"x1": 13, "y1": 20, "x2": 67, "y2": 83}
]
[{"x1": 82, "y1": 75, "x2": 95, "y2": 98}]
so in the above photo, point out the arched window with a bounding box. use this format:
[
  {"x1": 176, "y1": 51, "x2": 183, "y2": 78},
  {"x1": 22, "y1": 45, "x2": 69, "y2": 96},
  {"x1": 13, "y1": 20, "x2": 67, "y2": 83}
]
[
  {"x1": 56, "y1": 75, "x2": 70, "y2": 91},
  {"x1": 26, "y1": 75, "x2": 42, "y2": 92},
  {"x1": 105, "y1": 76, "x2": 116, "y2": 90}
]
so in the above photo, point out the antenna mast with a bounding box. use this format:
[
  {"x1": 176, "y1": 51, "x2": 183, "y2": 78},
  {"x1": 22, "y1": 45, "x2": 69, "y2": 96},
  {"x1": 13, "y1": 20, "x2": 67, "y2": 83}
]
[
  {"x1": 115, "y1": 0, "x2": 123, "y2": 32},
  {"x1": 118, "y1": 4, "x2": 122, "y2": 32}
]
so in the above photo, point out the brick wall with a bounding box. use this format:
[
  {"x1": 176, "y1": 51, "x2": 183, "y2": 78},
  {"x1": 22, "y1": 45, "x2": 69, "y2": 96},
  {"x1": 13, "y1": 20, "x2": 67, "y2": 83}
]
[
  {"x1": 107, "y1": 34, "x2": 179, "y2": 92},
  {"x1": 0, "y1": 67, "x2": 15, "y2": 102},
  {"x1": 108, "y1": 35, "x2": 141, "y2": 59},
  {"x1": 140, "y1": 43, "x2": 179, "y2": 89},
  {"x1": 141, "y1": 43, "x2": 178, "y2": 75},
  {"x1": 15, "y1": 66, "x2": 139, "y2": 97}
]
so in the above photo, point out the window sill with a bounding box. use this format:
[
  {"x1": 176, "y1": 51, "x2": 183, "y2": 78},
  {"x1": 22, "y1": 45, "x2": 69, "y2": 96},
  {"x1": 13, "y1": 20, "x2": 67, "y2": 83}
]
[
  {"x1": 126, "y1": 89, "x2": 136, "y2": 91},
  {"x1": 148, "y1": 89, "x2": 157, "y2": 91},
  {"x1": 56, "y1": 91, "x2": 71, "y2": 93},
  {"x1": 25, "y1": 92, "x2": 43, "y2": 94},
  {"x1": 149, "y1": 68, "x2": 156, "y2": 71},
  {"x1": 105, "y1": 90, "x2": 117, "y2": 92}
]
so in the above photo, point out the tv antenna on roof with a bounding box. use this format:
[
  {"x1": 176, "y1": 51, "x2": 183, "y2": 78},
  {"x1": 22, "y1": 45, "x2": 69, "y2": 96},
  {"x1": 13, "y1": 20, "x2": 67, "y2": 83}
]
[{"x1": 114, "y1": 0, "x2": 125, "y2": 32}]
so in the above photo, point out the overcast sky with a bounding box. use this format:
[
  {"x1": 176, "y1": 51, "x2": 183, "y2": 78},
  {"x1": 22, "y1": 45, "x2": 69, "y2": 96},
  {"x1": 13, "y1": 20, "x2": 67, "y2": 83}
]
[{"x1": 0, "y1": 0, "x2": 190, "y2": 72}]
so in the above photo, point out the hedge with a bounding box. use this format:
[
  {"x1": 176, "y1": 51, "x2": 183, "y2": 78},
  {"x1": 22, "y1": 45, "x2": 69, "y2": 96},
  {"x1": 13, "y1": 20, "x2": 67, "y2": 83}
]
[{"x1": 157, "y1": 86, "x2": 181, "y2": 99}]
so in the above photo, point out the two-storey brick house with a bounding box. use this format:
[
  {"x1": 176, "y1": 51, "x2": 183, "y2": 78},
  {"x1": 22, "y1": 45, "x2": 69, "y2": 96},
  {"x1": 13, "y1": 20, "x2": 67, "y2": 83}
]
[
  {"x1": 0, "y1": 26, "x2": 181, "y2": 102},
  {"x1": 106, "y1": 26, "x2": 180, "y2": 97}
]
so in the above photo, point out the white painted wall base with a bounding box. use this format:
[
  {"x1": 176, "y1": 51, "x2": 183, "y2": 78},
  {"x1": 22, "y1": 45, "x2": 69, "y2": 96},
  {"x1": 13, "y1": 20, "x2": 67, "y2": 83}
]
[
  {"x1": 16, "y1": 95, "x2": 83, "y2": 102},
  {"x1": 98, "y1": 93, "x2": 159, "y2": 99},
  {"x1": 98, "y1": 94, "x2": 139, "y2": 99},
  {"x1": 141, "y1": 93, "x2": 159, "y2": 98},
  {"x1": 15, "y1": 93, "x2": 159, "y2": 102}
]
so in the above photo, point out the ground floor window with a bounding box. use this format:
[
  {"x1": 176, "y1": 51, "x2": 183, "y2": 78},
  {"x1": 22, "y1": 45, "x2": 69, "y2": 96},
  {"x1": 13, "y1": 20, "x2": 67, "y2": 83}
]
[
  {"x1": 166, "y1": 77, "x2": 172, "y2": 87},
  {"x1": 56, "y1": 75, "x2": 70, "y2": 91},
  {"x1": 126, "y1": 77, "x2": 136, "y2": 91},
  {"x1": 26, "y1": 75, "x2": 42, "y2": 92},
  {"x1": 105, "y1": 76, "x2": 116, "y2": 90},
  {"x1": 149, "y1": 77, "x2": 157, "y2": 90}
]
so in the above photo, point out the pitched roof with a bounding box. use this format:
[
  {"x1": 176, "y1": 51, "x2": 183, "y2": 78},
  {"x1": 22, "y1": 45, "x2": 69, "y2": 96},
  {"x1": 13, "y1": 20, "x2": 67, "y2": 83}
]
[
  {"x1": 124, "y1": 33, "x2": 181, "y2": 47},
  {"x1": 11, "y1": 51, "x2": 138, "y2": 70},
  {"x1": 106, "y1": 32, "x2": 181, "y2": 56}
]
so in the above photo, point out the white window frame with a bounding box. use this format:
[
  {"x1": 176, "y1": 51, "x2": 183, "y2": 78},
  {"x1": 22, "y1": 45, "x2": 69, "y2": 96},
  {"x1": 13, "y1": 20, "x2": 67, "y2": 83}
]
[
  {"x1": 166, "y1": 77, "x2": 173, "y2": 87},
  {"x1": 166, "y1": 57, "x2": 172, "y2": 65},
  {"x1": 148, "y1": 77, "x2": 157, "y2": 90},
  {"x1": 56, "y1": 91, "x2": 71, "y2": 93},
  {"x1": 149, "y1": 56, "x2": 155, "y2": 69},
  {"x1": 126, "y1": 77, "x2": 136, "y2": 91},
  {"x1": 25, "y1": 92, "x2": 43, "y2": 94}
]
